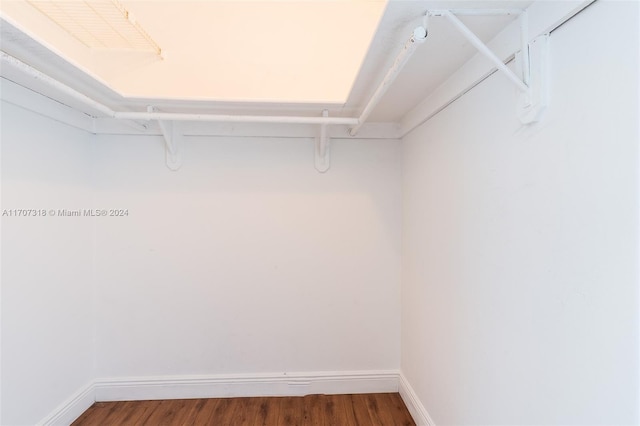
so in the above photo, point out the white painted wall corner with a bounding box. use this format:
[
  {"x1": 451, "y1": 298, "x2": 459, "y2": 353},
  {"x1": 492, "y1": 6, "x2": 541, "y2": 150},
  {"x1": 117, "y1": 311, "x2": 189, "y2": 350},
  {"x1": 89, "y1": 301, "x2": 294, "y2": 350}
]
[
  {"x1": 399, "y1": 373, "x2": 436, "y2": 426},
  {"x1": 38, "y1": 383, "x2": 95, "y2": 426}
]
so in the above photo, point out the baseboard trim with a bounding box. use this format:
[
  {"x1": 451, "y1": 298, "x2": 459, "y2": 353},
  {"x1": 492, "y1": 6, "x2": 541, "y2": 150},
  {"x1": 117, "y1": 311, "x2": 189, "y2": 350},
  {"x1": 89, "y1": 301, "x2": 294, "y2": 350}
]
[
  {"x1": 38, "y1": 371, "x2": 408, "y2": 424},
  {"x1": 38, "y1": 382, "x2": 95, "y2": 426},
  {"x1": 398, "y1": 373, "x2": 436, "y2": 426},
  {"x1": 94, "y1": 370, "x2": 400, "y2": 402}
]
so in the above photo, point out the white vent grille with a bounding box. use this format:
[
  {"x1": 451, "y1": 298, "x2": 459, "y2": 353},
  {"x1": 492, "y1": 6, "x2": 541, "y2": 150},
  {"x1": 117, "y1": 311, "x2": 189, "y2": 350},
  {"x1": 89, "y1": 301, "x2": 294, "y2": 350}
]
[{"x1": 27, "y1": 0, "x2": 161, "y2": 54}]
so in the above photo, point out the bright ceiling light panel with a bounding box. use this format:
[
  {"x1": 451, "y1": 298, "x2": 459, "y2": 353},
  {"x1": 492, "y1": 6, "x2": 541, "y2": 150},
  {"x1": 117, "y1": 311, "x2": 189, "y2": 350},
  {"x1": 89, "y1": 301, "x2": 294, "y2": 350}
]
[
  {"x1": 3, "y1": 1, "x2": 386, "y2": 102},
  {"x1": 26, "y1": 0, "x2": 161, "y2": 54}
]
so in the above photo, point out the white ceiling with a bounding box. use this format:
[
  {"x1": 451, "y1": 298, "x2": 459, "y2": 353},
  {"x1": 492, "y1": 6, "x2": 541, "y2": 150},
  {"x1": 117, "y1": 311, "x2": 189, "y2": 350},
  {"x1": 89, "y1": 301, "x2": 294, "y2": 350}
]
[
  {"x1": 362, "y1": 1, "x2": 533, "y2": 121},
  {"x1": 0, "y1": 0, "x2": 534, "y2": 123}
]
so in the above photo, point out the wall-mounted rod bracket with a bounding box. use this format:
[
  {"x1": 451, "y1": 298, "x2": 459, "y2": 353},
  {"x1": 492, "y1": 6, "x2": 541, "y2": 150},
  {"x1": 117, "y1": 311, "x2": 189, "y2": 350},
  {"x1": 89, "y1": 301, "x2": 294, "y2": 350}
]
[
  {"x1": 150, "y1": 106, "x2": 182, "y2": 171},
  {"x1": 431, "y1": 10, "x2": 529, "y2": 92},
  {"x1": 515, "y1": 33, "x2": 549, "y2": 124},
  {"x1": 315, "y1": 110, "x2": 330, "y2": 173},
  {"x1": 429, "y1": 9, "x2": 548, "y2": 123}
]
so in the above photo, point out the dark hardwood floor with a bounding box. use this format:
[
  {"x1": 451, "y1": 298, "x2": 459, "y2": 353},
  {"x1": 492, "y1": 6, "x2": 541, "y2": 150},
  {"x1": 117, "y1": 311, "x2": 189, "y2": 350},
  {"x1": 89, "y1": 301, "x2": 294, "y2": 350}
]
[{"x1": 72, "y1": 393, "x2": 415, "y2": 425}]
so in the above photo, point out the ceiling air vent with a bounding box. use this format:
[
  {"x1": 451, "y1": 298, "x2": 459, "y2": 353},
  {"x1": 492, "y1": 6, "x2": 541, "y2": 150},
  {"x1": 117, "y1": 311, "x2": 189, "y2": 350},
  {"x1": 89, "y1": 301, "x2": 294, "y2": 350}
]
[{"x1": 26, "y1": 0, "x2": 161, "y2": 55}]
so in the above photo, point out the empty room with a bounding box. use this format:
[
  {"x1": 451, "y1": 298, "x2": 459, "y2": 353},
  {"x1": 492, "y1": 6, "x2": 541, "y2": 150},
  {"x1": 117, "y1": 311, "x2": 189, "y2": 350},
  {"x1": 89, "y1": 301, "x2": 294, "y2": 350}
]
[{"x1": 1, "y1": 0, "x2": 638, "y2": 425}]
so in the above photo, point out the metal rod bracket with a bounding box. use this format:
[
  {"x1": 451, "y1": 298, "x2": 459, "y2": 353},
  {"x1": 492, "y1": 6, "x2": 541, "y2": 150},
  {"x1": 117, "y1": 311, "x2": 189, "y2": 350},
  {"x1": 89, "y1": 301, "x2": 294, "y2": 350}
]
[
  {"x1": 516, "y1": 34, "x2": 549, "y2": 124},
  {"x1": 315, "y1": 110, "x2": 330, "y2": 173},
  {"x1": 151, "y1": 106, "x2": 183, "y2": 171},
  {"x1": 430, "y1": 9, "x2": 548, "y2": 123}
]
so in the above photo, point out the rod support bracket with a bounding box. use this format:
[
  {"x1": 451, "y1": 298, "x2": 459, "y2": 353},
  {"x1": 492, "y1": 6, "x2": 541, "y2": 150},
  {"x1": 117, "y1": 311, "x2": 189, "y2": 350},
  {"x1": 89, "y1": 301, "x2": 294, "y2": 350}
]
[
  {"x1": 150, "y1": 106, "x2": 183, "y2": 171},
  {"x1": 516, "y1": 34, "x2": 549, "y2": 124},
  {"x1": 431, "y1": 9, "x2": 548, "y2": 124},
  {"x1": 315, "y1": 110, "x2": 331, "y2": 173}
]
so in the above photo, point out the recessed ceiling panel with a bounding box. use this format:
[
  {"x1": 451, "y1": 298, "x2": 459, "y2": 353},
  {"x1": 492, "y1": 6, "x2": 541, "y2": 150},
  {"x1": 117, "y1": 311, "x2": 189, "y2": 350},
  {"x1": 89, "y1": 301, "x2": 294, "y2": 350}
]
[{"x1": 1, "y1": 0, "x2": 387, "y2": 103}]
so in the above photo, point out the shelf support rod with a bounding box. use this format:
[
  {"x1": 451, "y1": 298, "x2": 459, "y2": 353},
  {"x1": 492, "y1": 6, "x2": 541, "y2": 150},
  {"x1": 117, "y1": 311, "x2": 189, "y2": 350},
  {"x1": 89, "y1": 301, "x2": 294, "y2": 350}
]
[
  {"x1": 428, "y1": 9, "x2": 548, "y2": 123},
  {"x1": 433, "y1": 9, "x2": 530, "y2": 93}
]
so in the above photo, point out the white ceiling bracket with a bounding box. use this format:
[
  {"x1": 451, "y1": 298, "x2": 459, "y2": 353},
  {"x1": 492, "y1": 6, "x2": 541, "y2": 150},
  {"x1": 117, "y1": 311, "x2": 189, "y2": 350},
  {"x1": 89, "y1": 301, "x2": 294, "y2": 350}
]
[
  {"x1": 315, "y1": 110, "x2": 331, "y2": 173},
  {"x1": 430, "y1": 9, "x2": 548, "y2": 124},
  {"x1": 150, "y1": 106, "x2": 183, "y2": 171}
]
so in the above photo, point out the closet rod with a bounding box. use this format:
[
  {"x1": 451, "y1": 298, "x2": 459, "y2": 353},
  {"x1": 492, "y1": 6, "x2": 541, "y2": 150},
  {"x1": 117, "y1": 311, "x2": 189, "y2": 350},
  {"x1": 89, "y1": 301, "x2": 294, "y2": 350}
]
[
  {"x1": 349, "y1": 25, "x2": 427, "y2": 136},
  {"x1": 0, "y1": 51, "x2": 358, "y2": 126},
  {"x1": 114, "y1": 111, "x2": 358, "y2": 125}
]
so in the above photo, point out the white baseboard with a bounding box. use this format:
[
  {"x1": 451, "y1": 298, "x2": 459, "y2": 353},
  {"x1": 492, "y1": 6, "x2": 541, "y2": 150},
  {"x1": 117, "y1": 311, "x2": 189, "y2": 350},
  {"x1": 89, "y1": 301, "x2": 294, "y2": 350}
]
[
  {"x1": 38, "y1": 371, "x2": 408, "y2": 425},
  {"x1": 38, "y1": 382, "x2": 95, "y2": 426},
  {"x1": 94, "y1": 370, "x2": 400, "y2": 402},
  {"x1": 398, "y1": 373, "x2": 436, "y2": 426}
]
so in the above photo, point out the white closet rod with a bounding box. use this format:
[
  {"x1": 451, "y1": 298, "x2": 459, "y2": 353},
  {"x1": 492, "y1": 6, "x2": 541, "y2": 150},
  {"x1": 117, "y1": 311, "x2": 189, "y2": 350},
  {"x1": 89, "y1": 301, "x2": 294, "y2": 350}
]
[
  {"x1": 349, "y1": 26, "x2": 427, "y2": 136},
  {"x1": 115, "y1": 111, "x2": 358, "y2": 125},
  {"x1": 0, "y1": 51, "x2": 357, "y2": 126}
]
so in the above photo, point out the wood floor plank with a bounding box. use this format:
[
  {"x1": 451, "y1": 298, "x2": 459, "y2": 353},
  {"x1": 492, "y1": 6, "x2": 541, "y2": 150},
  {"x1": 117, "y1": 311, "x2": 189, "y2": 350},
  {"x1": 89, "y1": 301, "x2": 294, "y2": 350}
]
[
  {"x1": 325, "y1": 395, "x2": 354, "y2": 425},
  {"x1": 177, "y1": 398, "x2": 205, "y2": 425},
  {"x1": 278, "y1": 394, "x2": 305, "y2": 426},
  {"x1": 165, "y1": 399, "x2": 192, "y2": 425},
  {"x1": 210, "y1": 396, "x2": 240, "y2": 426},
  {"x1": 182, "y1": 398, "x2": 220, "y2": 425},
  {"x1": 72, "y1": 393, "x2": 415, "y2": 426},
  {"x1": 132, "y1": 400, "x2": 163, "y2": 426},
  {"x1": 349, "y1": 394, "x2": 375, "y2": 425},
  {"x1": 228, "y1": 396, "x2": 260, "y2": 426},
  {"x1": 141, "y1": 399, "x2": 183, "y2": 425},
  {"x1": 364, "y1": 393, "x2": 397, "y2": 425},
  {"x1": 322, "y1": 394, "x2": 351, "y2": 425},
  {"x1": 71, "y1": 402, "x2": 112, "y2": 425},
  {"x1": 260, "y1": 396, "x2": 281, "y2": 426},
  {"x1": 321, "y1": 394, "x2": 338, "y2": 424},
  {"x1": 302, "y1": 394, "x2": 324, "y2": 426},
  {"x1": 104, "y1": 401, "x2": 145, "y2": 425},
  {"x1": 385, "y1": 392, "x2": 416, "y2": 426},
  {"x1": 93, "y1": 402, "x2": 122, "y2": 424},
  {"x1": 248, "y1": 397, "x2": 269, "y2": 426}
]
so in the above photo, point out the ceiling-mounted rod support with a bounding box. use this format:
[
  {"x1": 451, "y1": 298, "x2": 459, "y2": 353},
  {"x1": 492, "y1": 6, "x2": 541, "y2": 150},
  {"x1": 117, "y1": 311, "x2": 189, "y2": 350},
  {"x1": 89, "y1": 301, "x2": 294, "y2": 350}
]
[
  {"x1": 315, "y1": 110, "x2": 330, "y2": 173},
  {"x1": 435, "y1": 10, "x2": 529, "y2": 93},
  {"x1": 349, "y1": 24, "x2": 428, "y2": 136}
]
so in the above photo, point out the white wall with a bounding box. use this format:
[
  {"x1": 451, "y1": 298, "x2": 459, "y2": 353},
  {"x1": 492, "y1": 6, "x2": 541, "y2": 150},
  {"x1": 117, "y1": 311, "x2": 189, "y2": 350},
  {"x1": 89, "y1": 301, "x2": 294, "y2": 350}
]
[
  {"x1": 401, "y1": 1, "x2": 639, "y2": 424},
  {"x1": 92, "y1": 134, "x2": 402, "y2": 378},
  {"x1": 0, "y1": 82, "x2": 402, "y2": 423},
  {"x1": 3, "y1": 1, "x2": 638, "y2": 424},
  {"x1": 0, "y1": 100, "x2": 94, "y2": 425}
]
